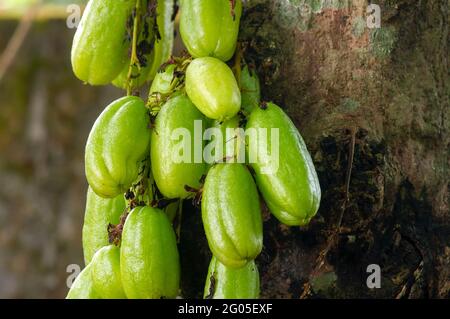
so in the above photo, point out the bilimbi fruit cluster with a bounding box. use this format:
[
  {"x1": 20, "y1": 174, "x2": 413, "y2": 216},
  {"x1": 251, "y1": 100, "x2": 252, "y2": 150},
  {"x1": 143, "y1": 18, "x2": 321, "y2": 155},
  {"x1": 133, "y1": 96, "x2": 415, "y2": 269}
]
[{"x1": 67, "y1": 0, "x2": 321, "y2": 299}]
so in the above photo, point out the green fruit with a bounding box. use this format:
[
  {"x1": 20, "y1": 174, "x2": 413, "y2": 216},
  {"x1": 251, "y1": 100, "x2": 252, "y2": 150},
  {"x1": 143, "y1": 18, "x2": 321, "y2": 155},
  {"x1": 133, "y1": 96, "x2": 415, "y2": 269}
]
[
  {"x1": 204, "y1": 257, "x2": 259, "y2": 299},
  {"x1": 113, "y1": 0, "x2": 175, "y2": 89},
  {"x1": 112, "y1": 63, "x2": 152, "y2": 91},
  {"x1": 205, "y1": 116, "x2": 243, "y2": 164},
  {"x1": 147, "y1": 0, "x2": 175, "y2": 81},
  {"x1": 71, "y1": 0, "x2": 135, "y2": 85},
  {"x1": 82, "y1": 187, "x2": 126, "y2": 264},
  {"x1": 149, "y1": 64, "x2": 177, "y2": 95},
  {"x1": 66, "y1": 264, "x2": 100, "y2": 299},
  {"x1": 246, "y1": 102, "x2": 321, "y2": 226},
  {"x1": 90, "y1": 245, "x2": 126, "y2": 299},
  {"x1": 180, "y1": 0, "x2": 242, "y2": 61},
  {"x1": 121, "y1": 206, "x2": 180, "y2": 298},
  {"x1": 151, "y1": 94, "x2": 207, "y2": 199},
  {"x1": 164, "y1": 200, "x2": 180, "y2": 223},
  {"x1": 112, "y1": 6, "x2": 156, "y2": 90},
  {"x1": 85, "y1": 96, "x2": 151, "y2": 198},
  {"x1": 186, "y1": 57, "x2": 241, "y2": 121},
  {"x1": 240, "y1": 65, "x2": 261, "y2": 114},
  {"x1": 202, "y1": 163, "x2": 262, "y2": 268}
]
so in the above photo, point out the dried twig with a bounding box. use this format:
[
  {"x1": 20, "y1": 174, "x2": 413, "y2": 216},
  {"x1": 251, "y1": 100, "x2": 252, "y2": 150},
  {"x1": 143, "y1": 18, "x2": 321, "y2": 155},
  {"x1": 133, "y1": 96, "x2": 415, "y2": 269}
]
[
  {"x1": 300, "y1": 127, "x2": 357, "y2": 298},
  {"x1": 0, "y1": 3, "x2": 40, "y2": 83}
]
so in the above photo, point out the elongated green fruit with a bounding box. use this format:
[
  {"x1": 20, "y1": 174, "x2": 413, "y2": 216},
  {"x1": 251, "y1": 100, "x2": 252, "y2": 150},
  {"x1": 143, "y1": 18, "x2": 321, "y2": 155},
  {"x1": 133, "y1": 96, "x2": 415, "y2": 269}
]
[
  {"x1": 113, "y1": 0, "x2": 175, "y2": 89},
  {"x1": 71, "y1": 0, "x2": 135, "y2": 85},
  {"x1": 85, "y1": 96, "x2": 151, "y2": 198},
  {"x1": 164, "y1": 200, "x2": 180, "y2": 223},
  {"x1": 204, "y1": 257, "x2": 259, "y2": 299},
  {"x1": 151, "y1": 94, "x2": 207, "y2": 199},
  {"x1": 90, "y1": 245, "x2": 126, "y2": 299},
  {"x1": 240, "y1": 65, "x2": 261, "y2": 114},
  {"x1": 147, "y1": 0, "x2": 175, "y2": 81},
  {"x1": 246, "y1": 103, "x2": 321, "y2": 226},
  {"x1": 202, "y1": 163, "x2": 262, "y2": 268},
  {"x1": 205, "y1": 116, "x2": 243, "y2": 164},
  {"x1": 66, "y1": 264, "x2": 100, "y2": 299},
  {"x1": 180, "y1": 0, "x2": 242, "y2": 61},
  {"x1": 186, "y1": 57, "x2": 241, "y2": 121},
  {"x1": 82, "y1": 187, "x2": 125, "y2": 264},
  {"x1": 121, "y1": 206, "x2": 180, "y2": 299},
  {"x1": 112, "y1": 0, "x2": 156, "y2": 90}
]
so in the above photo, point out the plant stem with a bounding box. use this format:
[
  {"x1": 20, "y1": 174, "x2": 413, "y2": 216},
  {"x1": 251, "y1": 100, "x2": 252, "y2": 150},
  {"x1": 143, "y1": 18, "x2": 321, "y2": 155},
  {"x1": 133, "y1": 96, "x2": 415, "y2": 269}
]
[{"x1": 126, "y1": 0, "x2": 142, "y2": 96}]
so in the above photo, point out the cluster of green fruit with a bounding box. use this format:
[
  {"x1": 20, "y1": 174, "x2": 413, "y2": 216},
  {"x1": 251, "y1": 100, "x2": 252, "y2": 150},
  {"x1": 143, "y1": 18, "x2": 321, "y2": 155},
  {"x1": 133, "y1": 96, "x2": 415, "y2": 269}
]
[{"x1": 67, "y1": 0, "x2": 321, "y2": 299}]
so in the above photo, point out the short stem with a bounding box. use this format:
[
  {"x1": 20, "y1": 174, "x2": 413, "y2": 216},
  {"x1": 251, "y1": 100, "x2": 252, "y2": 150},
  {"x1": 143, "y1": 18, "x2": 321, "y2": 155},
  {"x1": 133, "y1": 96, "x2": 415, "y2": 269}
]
[{"x1": 126, "y1": 0, "x2": 142, "y2": 96}]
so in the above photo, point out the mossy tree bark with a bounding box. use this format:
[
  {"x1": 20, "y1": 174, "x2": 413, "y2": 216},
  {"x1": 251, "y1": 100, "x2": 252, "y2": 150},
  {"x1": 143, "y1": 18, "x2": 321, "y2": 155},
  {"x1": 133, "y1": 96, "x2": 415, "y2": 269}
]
[{"x1": 181, "y1": 0, "x2": 449, "y2": 298}]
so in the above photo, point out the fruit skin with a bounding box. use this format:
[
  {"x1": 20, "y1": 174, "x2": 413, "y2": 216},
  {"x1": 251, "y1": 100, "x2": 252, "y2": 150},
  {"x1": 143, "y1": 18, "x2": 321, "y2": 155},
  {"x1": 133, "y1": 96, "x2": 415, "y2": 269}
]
[
  {"x1": 186, "y1": 57, "x2": 241, "y2": 121},
  {"x1": 202, "y1": 163, "x2": 262, "y2": 268},
  {"x1": 90, "y1": 245, "x2": 126, "y2": 299},
  {"x1": 179, "y1": 0, "x2": 242, "y2": 61},
  {"x1": 146, "y1": 0, "x2": 175, "y2": 81},
  {"x1": 204, "y1": 257, "x2": 259, "y2": 299},
  {"x1": 113, "y1": 0, "x2": 175, "y2": 89},
  {"x1": 66, "y1": 264, "x2": 100, "y2": 299},
  {"x1": 71, "y1": 0, "x2": 134, "y2": 85},
  {"x1": 112, "y1": 9, "x2": 156, "y2": 90},
  {"x1": 240, "y1": 65, "x2": 261, "y2": 115},
  {"x1": 85, "y1": 96, "x2": 151, "y2": 198},
  {"x1": 82, "y1": 187, "x2": 126, "y2": 264},
  {"x1": 120, "y1": 206, "x2": 180, "y2": 299},
  {"x1": 151, "y1": 94, "x2": 207, "y2": 199},
  {"x1": 206, "y1": 116, "x2": 243, "y2": 165},
  {"x1": 246, "y1": 103, "x2": 321, "y2": 226},
  {"x1": 164, "y1": 199, "x2": 180, "y2": 223}
]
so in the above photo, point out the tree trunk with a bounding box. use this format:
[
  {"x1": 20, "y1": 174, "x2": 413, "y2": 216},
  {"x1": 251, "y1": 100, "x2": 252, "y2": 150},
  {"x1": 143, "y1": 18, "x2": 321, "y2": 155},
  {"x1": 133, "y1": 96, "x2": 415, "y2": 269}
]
[
  {"x1": 180, "y1": 0, "x2": 449, "y2": 299},
  {"x1": 0, "y1": 0, "x2": 448, "y2": 298}
]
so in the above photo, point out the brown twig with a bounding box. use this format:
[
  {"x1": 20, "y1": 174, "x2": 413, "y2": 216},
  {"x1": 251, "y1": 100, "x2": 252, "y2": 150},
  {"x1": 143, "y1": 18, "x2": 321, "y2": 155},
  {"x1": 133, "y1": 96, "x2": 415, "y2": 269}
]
[
  {"x1": 300, "y1": 127, "x2": 357, "y2": 298},
  {"x1": 0, "y1": 4, "x2": 82, "y2": 21},
  {"x1": 0, "y1": 3, "x2": 40, "y2": 83}
]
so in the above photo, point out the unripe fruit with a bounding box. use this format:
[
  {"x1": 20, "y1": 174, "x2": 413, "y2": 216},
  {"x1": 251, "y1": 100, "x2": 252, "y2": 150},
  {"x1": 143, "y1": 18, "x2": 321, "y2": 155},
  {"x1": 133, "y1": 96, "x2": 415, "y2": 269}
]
[
  {"x1": 151, "y1": 94, "x2": 207, "y2": 199},
  {"x1": 240, "y1": 65, "x2": 261, "y2": 115},
  {"x1": 179, "y1": 0, "x2": 242, "y2": 61},
  {"x1": 85, "y1": 96, "x2": 151, "y2": 198},
  {"x1": 202, "y1": 163, "x2": 263, "y2": 268},
  {"x1": 82, "y1": 187, "x2": 125, "y2": 264},
  {"x1": 91, "y1": 245, "x2": 126, "y2": 299},
  {"x1": 66, "y1": 264, "x2": 100, "y2": 299},
  {"x1": 246, "y1": 102, "x2": 321, "y2": 226},
  {"x1": 186, "y1": 57, "x2": 241, "y2": 121},
  {"x1": 120, "y1": 206, "x2": 180, "y2": 298},
  {"x1": 204, "y1": 257, "x2": 259, "y2": 299},
  {"x1": 71, "y1": 0, "x2": 135, "y2": 85}
]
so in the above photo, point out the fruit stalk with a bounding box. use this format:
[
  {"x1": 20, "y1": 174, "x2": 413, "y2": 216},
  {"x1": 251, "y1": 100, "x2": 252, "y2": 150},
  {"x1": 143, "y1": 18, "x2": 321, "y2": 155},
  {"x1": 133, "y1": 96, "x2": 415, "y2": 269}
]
[{"x1": 126, "y1": 0, "x2": 142, "y2": 95}]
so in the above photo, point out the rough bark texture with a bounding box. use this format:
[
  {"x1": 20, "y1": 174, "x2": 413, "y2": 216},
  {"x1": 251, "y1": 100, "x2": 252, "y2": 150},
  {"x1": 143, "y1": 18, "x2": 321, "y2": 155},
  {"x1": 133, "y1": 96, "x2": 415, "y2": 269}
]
[
  {"x1": 236, "y1": 0, "x2": 449, "y2": 298},
  {"x1": 181, "y1": 0, "x2": 449, "y2": 299},
  {"x1": 0, "y1": 0, "x2": 448, "y2": 298}
]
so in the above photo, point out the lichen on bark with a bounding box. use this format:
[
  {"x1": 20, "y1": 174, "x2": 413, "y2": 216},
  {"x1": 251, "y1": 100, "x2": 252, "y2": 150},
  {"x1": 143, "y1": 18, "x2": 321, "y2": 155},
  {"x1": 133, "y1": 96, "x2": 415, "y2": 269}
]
[{"x1": 237, "y1": 0, "x2": 449, "y2": 298}]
